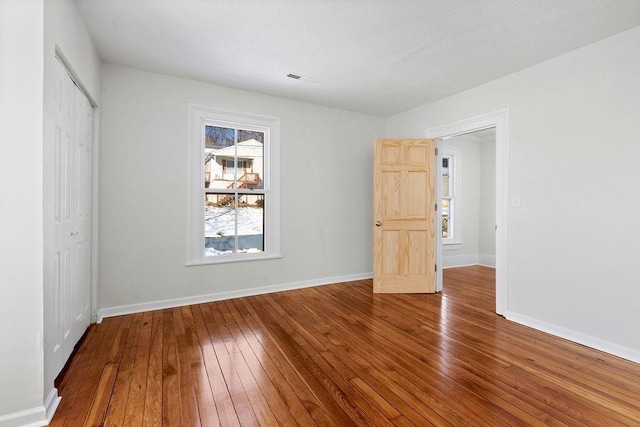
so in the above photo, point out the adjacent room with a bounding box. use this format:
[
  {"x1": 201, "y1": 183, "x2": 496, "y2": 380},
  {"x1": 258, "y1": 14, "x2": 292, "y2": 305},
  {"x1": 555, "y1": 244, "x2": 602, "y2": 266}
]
[{"x1": 2, "y1": 0, "x2": 640, "y2": 425}]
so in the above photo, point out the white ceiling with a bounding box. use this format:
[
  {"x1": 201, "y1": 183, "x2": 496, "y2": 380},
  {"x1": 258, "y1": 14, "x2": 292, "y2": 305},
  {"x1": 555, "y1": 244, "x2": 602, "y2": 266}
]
[{"x1": 75, "y1": 0, "x2": 640, "y2": 117}]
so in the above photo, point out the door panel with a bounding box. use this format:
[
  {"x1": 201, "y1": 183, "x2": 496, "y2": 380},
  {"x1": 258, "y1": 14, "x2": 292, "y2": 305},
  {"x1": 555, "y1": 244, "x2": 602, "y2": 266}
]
[
  {"x1": 374, "y1": 139, "x2": 436, "y2": 293},
  {"x1": 407, "y1": 172, "x2": 428, "y2": 216},
  {"x1": 407, "y1": 230, "x2": 428, "y2": 275},
  {"x1": 52, "y1": 62, "x2": 75, "y2": 367},
  {"x1": 381, "y1": 172, "x2": 400, "y2": 216},
  {"x1": 72, "y1": 82, "x2": 93, "y2": 342}
]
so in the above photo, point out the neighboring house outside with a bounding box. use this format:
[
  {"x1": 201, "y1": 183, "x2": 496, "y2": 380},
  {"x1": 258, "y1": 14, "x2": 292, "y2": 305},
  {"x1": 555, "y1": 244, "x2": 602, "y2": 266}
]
[{"x1": 204, "y1": 138, "x2": 264, "y2": 206}]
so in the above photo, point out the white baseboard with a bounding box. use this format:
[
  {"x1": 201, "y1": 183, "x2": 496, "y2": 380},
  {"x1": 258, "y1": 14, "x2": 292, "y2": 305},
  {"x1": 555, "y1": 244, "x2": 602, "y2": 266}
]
[
  {"x1": 443, "y1": 253, "x2": 496, "y2": 269},
  {"x1": 478, "y1": 254, "x2": 496, "y2": 268},
  {"x1": 442, "y1": 253, "x2": 478, "y2": 269},
  {"x1": 0, "y1": 407, "x2": 44, "y2": 427},
  {"x1": 97, "y1": 272, "x2": 373, "y2": 322},
  {"x1": 44, "y1": 388, "x2": 61, "y2": 425},
  {"x1": 505, "y1": 311, "x2": 640, "y2": 364},
  {"x1": 0, "y1": 388, "x2": 59, "y2": 427}
]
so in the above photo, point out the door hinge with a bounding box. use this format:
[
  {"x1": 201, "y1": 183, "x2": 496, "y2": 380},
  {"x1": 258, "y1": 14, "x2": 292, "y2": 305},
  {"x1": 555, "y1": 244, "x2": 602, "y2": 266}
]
[
  {"x1": 435, "y1": 264, "x2": 437, "y2": 272},
  {"x1": 435, "y1": 147, "x2": 438, "y2": 156},
  {"x1": 435, "y1": 203, "x2": 438, "y2": 211}
]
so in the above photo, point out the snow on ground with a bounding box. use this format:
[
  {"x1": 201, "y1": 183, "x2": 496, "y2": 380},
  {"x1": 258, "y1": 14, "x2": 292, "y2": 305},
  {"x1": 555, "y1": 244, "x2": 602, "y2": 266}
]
[
  {"x1": 204, "y1": 206, "x2": 263, "y2": 256},
  {"x1": 204, "y1": 206, "x2": 263, "y2": 237},
  {"x1": 205, "y1": 246, "x2": 262, "y2": 256}
]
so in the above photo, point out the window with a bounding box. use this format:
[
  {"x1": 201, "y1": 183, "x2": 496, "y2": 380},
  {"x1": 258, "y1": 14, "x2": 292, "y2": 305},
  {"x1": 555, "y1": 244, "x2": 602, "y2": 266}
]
[
  {"x1": 188, "y1": 105, "x2": 281, "y2": 264},
  {"x1": 224, "y1": 159, "x2": 245, "y2": 170},
  {"x1": 442, "y1": 156, "x2": 452, "y2": 239},
  {"x1": 441, "y1": 153, "x2": 456, "y2": 242}
]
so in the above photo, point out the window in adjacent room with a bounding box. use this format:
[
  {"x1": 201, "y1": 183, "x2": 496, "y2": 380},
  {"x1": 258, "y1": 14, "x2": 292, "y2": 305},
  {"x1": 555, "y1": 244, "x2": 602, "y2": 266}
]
[
  {"x1": 442, "y1": 154, "x2": 454, "y2": 242},
  {"x1": 188, "y1": 105, "x2": 281, "y2": 264}
]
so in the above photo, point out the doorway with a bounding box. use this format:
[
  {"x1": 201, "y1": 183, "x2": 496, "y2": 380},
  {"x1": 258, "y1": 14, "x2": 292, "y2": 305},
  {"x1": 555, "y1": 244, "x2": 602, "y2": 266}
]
[
  {"x1": 439, "y1": 129, "x2": 497, "y2": 307},
  {"x1": 440, "y1": 129, "x2": 496, "y2": 266},
  {"x1": 426, "y1": 109, "x2": 509, "y2": 315}
]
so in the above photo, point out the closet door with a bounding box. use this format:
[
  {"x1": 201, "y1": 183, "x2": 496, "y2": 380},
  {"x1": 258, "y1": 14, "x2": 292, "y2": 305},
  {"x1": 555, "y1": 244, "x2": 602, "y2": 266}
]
[
  {"x1": 48, "y1": 58, "x2": 93, "y2": 376},
  {"x1": 70, "y1": 72, "x2": 93, "y2": 352}
]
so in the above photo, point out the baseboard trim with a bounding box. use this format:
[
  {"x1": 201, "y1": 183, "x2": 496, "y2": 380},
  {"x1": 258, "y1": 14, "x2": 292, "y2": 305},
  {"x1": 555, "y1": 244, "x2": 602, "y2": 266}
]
[
  {"x1": 478, "y1": 254, "x2": 496, "y2": 268},
  {"x1": 443, "y1": 253, "x2": 496, "y2": 269},
  {"x1": 0, "y1": 387, "x2": 60, "y2": 427},
  {"x1": 98, "y1": 272, "x2": 373, "y2": 322},
  {"x1": 0, "y1": 406, "x2": 44, "y2": 427},
  {"x1": 44, "y1": 387, "x2": 61, "y2": 425},
  {"x1": 442, "y1": 253, "x2": 478, "y2": 269},
  {"x1": 505, "y1": 311, "x2": 640, "y2": 364}
]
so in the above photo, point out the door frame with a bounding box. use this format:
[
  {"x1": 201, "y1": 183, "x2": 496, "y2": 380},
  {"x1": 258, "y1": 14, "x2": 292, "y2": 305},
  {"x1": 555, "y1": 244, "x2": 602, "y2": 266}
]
[{"x1": 425, "y1": 108, "x2": 509, "y2": 315}]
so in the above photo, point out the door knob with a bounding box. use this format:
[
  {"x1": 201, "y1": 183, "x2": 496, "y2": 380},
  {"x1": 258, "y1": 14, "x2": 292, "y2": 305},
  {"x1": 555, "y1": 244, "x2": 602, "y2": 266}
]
[{"x1": 375, "y1": 221, "x2": 382, "y2": 227}]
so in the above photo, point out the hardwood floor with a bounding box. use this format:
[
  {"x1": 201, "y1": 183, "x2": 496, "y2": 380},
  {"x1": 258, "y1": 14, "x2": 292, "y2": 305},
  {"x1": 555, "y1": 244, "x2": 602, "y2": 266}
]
[{"x1": 51, "y1": 266, "x2": 640, "y2": 426}]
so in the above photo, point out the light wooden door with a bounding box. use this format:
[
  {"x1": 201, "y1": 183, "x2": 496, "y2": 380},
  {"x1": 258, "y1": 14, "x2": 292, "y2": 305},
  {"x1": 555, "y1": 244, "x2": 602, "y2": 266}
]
[
  {"x1": 373, "y1": 138, "x2": 436, "y2": 293},
  {"x1": 48, "y1": 58, "x2": 93, "y2": 376}
]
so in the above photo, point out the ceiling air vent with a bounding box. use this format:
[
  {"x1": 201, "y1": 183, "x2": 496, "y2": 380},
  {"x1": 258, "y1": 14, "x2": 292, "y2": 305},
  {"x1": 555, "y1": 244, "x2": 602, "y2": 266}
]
[{"x1": 286, "y1": 73, "x2": 317, "y2": 83}]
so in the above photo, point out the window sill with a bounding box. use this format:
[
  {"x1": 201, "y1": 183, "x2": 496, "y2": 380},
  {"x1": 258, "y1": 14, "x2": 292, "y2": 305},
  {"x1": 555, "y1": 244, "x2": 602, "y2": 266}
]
[{"x1": 186, "y1": 253, "x2": 282, "y2": 267}]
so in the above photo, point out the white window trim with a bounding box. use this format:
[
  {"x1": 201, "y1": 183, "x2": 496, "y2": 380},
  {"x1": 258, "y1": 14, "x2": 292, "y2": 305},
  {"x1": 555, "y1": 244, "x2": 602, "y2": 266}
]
[
  {"x1": 442, "y1": 146, "x2": 462, "y2": 246},
  {"x1": 186, "y1": 104, "x2": 281, "y2": 265}
]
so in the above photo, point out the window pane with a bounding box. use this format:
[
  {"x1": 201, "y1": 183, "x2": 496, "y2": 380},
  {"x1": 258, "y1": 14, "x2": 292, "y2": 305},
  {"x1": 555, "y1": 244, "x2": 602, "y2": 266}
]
[
  {"x1": 237, "y1": 130, "x2": 264, "y2": 190},
  {"x1": 442, "y1": 156, "x2": 450, "y2": 198},
  {"x1": 205, "y1": 125, "x2": 235, "y2": 190},
  {"x1": 204, "y1": 193, "x2": 264, "y2": 256},
  {"x1": 237, "y1": 198, "x2": 264, "y2": 254},
  {"x1": 442, "y1": 174, "x2": 450, "y2": 198},
  {"x1": 442, "y1": 199, "x2": 449, "y2": 238}
]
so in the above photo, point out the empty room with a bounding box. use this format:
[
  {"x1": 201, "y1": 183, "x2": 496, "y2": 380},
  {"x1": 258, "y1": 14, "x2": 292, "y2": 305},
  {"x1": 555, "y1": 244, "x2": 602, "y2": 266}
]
[{"x1": 2, "y1": 0, "x2": 640, "y2": 426}]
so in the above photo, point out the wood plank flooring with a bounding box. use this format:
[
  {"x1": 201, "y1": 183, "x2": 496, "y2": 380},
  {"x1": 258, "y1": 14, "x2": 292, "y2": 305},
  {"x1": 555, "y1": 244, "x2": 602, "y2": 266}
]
[{"x1": 51, "y1": 266, "x2": 640, "y2": 426}]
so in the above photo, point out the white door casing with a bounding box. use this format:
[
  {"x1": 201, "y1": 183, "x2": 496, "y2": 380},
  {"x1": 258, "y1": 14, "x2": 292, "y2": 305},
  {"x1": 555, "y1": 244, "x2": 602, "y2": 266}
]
[{"x1": 426, "y1": 108, "x2": 509, "y2": 315}]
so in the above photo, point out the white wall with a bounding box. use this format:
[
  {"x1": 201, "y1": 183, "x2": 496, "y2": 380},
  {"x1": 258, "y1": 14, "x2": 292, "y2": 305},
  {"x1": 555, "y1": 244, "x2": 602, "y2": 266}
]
[
  {"x1": 386, "y1": 25, "x2": 640, "y2": 361},
  {"x1": 42, "y1": 0, "x2": 102, "y2": 410},
  {"x1": 0, "y1": 0, "x2": 100, "y2": 424},
  {"x1": 0, "y1": 0, "x2": 45, "y2": 425},
  {"x1": 98, "y1": 64, "x2": 382, "y2": 313},
  {"x1": 44, "y1": 0, "x2": 102, "y2": 102},
  {"x1": 478, "y1": 137, "x2": 496, "y2": 266}
]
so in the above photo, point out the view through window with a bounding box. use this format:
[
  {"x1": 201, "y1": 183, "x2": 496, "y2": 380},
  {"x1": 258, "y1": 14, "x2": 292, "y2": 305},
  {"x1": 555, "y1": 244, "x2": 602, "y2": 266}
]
[
  {"x1": 204, "y1": 125, "x2": 266, "y2": 256},
  {"x1": 442, "y1": 155, "x2": 453, "y2": 240}
]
